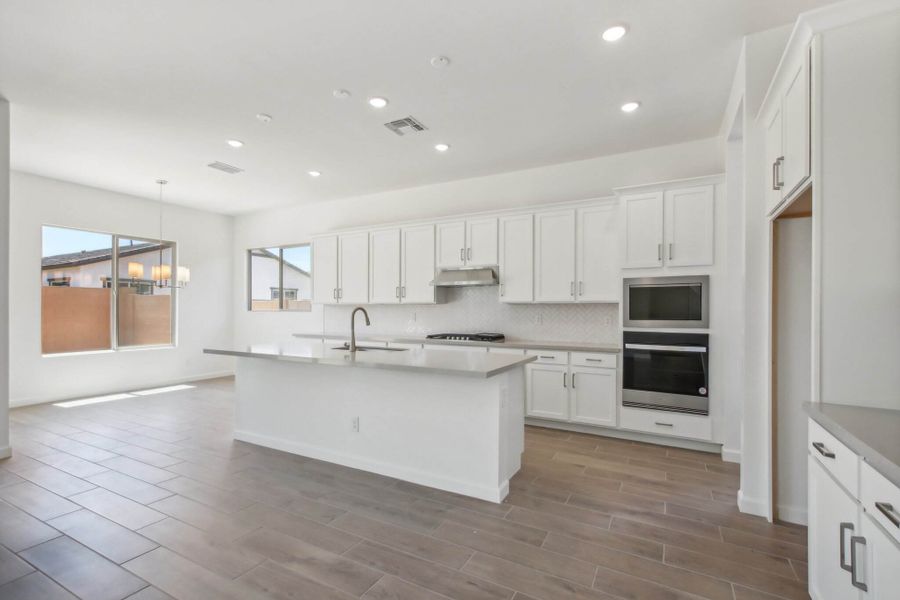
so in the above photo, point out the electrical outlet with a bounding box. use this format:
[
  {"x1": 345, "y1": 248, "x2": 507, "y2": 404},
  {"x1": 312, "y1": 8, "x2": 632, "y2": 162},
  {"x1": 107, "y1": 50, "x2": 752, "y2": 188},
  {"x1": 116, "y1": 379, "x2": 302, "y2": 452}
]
[{"x1": 352, "y1": 417, "x2": 359, "y2": 432}]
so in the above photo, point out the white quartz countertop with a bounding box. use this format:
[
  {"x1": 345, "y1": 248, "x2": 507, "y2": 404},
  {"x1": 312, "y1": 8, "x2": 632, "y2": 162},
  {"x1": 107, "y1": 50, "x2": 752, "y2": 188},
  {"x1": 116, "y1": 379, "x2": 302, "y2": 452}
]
[
  {"x1": 293, "y1": 333, "x2": 621, "y2": 353},
  {"x1": 204, "y1": 340, "x2": 536, "y2": 378}
]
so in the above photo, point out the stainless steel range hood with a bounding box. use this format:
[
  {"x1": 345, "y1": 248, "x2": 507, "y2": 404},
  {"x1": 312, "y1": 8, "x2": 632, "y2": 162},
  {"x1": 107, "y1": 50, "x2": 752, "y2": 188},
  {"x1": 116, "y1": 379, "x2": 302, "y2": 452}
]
[{"x1": 430, "y1": 267, "x2": 499, "y2": 287}]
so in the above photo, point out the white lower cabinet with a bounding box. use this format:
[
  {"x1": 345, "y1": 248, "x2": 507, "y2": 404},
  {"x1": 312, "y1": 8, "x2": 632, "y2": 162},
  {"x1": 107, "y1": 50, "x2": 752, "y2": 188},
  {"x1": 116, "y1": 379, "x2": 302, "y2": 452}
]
[
  {"x1": 860, "y1": 512, "x2": 900, "y2": 599},
  {"x1": 526, "y1": 363, "x2": 569, "y2": 421},
  {"x1": 526, "y1": 351, "x2": 617, "y2": 427},
  {"x1": 569, "y1": 367, "x2": 616, "y2": 427}
]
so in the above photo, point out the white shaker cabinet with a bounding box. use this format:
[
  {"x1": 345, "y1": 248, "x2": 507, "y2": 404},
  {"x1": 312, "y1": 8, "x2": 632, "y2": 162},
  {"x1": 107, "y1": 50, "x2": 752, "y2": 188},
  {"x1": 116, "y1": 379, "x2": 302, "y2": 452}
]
[
  {"x1": 534, "y1": 210, "x2": 576, "y2": 302},
  {"x1": 576, "y1": 204, "x2": 618, "y2": 302},
  {"x1": 860, "y1": 512, "x2": 900, "y2": 599},
  {"x1": 436, "y1": 218, "x2": 498, "y2": 269},
  {"x1": 312, "y1": 235, "x2": 339, "y2": 304},
  {"x1": 338, "y1": 232, "x2": 369, "y2": 304},
  {"x1": 498, "y1": 214, "x2": 533, "y2": 303},
  {"x1": 663, "y1": 186, "x2": 714, "y2": 267},
  {"x1": 526, "y1": 363, "x2": 569, "y2": 421},
  {"x1": 621, "y1": 192, "x2": 664, "y2": 269},
  {"x1": 400, "y1": 224, "x2": 436, "y2": 303},
  {"x1": 764, "y1": 107, "x2": 785, "y2": 216},
  {"x1": 369, "y1": 228, "x2": 401, "y2": 304},
  {"x1": 569, "y1": 366, "x2": 616, "y2": 427}
]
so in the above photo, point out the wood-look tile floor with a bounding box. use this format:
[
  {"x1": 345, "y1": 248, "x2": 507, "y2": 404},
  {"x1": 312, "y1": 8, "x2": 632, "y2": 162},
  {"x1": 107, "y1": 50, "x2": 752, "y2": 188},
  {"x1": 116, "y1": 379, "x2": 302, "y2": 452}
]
[{"x1": 0, "y1": 377, "x2": 809, "y2": 600}]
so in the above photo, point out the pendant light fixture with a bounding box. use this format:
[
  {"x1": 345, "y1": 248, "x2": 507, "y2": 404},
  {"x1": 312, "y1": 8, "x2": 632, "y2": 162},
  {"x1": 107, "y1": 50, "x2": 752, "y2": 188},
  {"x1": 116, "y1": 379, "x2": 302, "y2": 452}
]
[{"x1": 153, "y1": 179, "x2": 190, "y2": 288}]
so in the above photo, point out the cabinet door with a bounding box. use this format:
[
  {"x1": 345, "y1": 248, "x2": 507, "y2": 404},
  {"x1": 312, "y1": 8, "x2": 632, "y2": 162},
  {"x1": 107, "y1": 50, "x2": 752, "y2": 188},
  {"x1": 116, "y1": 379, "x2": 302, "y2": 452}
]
[
  {"x1": 498, "y1": 214, "x2": 533, "y2": 303},
  {"x1": 534, "y1": 210, "x2": 576, "y2": 302},
  {"x1": 808, "y1": 456, "x2": 862, "y2": 600},
  {"x1": 338, "y1": 232, "x2": 369, "y2": 304},
  {"x1": 369, "y1": 229, "x2": 401, "y2": 304},
  {"x1": 436, "y1": 221, "x2": 466, "y2": 268},
  {"x1": 576, "y1": 204, "x2": 618, "y2": 302},
  {"x1": 861, "y1": 513, "x2": 900, "y2": 599},
  {"x1": 663, "y1": 185, "x2": 714, "y2": 267},
  {"x1": 781, "y1": 52, "x2": 810, "y2": 199},
  {"x1": 765, "y1": 107, "x2": 784, "y2": 215},
  {"x1": 466, "y1": 217, "x2": 498, "y2": 267},
  {"x1": 312, "y1": 236, "x2": 339, "y2": 304},
  {"x1": 526, "y1": 364, "x2": 569, "y2": 421},
  {"x1": 569, "y1": 367, "x2": 616, "y2": 427},
  {"x1": 401, "y1": 224, "x2": 436, "y2": 304},
  {"x1": 621, "y1": 192, "x2": 664, "y2": 268}
]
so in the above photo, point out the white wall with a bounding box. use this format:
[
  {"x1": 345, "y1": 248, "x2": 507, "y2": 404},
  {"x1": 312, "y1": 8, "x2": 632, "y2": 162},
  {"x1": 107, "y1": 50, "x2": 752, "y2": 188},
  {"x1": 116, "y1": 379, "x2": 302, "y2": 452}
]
[
  {"x1": 9, "y1": 171, "x2": 235, "y2": 407},
  {"x1": 775, "y1": 217, "x2": 812, "y2": 524},
  {"x1": 233, "y1": 137, "x2": 724, "y2": 346},
  {"x1": 0, "y1": 99, "x2": 9, "y2": 458}
]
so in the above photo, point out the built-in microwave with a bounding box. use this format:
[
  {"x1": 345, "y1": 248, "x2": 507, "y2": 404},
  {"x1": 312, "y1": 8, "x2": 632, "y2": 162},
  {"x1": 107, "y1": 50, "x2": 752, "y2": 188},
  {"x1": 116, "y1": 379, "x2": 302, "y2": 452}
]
[{"x1": 623, "y1": 275, "x2": 709, "y2": 329}]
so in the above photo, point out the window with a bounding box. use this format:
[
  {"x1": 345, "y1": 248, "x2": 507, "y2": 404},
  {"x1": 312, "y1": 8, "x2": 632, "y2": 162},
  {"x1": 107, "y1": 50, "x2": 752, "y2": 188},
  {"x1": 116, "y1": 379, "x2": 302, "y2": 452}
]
[
  {"x1": 41, "y1": 226, "x2": 177, "y2": 354},
  {"x1": 248, "y1": 244, "x2": 311, "y2": 311}
]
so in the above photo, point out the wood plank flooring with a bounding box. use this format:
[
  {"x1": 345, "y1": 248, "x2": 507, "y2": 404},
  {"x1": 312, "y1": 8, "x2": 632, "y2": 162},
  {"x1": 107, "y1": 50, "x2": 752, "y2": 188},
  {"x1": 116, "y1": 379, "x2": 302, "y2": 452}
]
[{"x1": 0, "y1": 377, "x2": 809, "y2": 600}]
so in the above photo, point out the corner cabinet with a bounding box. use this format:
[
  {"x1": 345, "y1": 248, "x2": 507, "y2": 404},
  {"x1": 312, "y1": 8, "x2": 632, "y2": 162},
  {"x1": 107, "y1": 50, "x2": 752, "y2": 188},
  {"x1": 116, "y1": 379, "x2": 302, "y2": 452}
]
[{"x1": 620, "y1": 183, "x2": 715, "y2": 269}]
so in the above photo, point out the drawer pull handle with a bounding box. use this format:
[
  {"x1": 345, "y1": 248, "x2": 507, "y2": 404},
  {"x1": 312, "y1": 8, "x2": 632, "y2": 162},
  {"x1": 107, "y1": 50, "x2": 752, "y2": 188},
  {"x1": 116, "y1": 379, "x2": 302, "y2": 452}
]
[
  {"x1": 839, "y1": 522, "x2": 854, "y2": 572},
  {"x1": 812, "y1": 441, "x2": 835, "y2": 459},
  {"x1": 850, "y1": 536, "x2": 868, "y2": 592},
  {"x1": 876, "y1": 501, "x2": 900, "y2": 527},
  {"x1": 654, "y1": 422, "x2": 674, "y2": 427},
  {"x1": 585, "y1": 358, "x2": 605, "y2": 362},
  {"x1": 539, "y1": 355, "x2": 555, "y2": 359}
]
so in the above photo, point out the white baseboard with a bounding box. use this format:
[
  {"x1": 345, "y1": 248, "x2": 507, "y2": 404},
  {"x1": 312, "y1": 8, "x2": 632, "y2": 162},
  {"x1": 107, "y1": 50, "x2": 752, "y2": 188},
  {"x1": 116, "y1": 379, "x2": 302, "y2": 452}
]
[
  {"x1": 721, "y1": 446, "x2": 741, "y2": 464},
  {"x1": 0, "y1": 446, "x2": 10, "y2": 460},
  {"x1": 738, "y1": 489, "x2": 771, "y2": 519},
  {"x1": 235, "y1": 429, "x2": 509, "y2": 503},
  {"x1": 776, "y1": 502, "x2": 808, "y2": 526},
  {"x1": 9, "y1": 371, "x2": 235, "y2": 408}
]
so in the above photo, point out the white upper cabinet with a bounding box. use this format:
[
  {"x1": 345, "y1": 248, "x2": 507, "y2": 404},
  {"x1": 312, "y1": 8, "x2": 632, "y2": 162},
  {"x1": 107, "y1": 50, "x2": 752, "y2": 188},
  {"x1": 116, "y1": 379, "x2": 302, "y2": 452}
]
[
  {"x1": 436, "y1": 218, "x2": 498, "y2": 268},
  {"x1": 401, "y1": 224, "x2": 436, "y2": 304},
  {"x1": 621, "y1": 192, "x2": 664, "y2": 268},
  {"x1": 534, "y1": 209, "x2": 576, "y2": 302},
  {"x1": 498, "y1": 214, "x2": 533, "y2": 303},
  {"x1": 576, "y1": 204, "x2": 618, "y2": 302},
  {"x1": 312, "y1": 235, "x2": 339, "y2": 304},
  {"x1": 663, "y1": 186, "x2": 714, "y2": 267},
  {"x1": 466, "y1": 217, "x2": 498, "y2": 267},
  {"x1": 436, "y1": 221, "x2": 466, "y2": 268},
  {"x1": 763, "y1": 43, "x2": 811, "y2": 216},
  {"x1": 369, "y1": 229, "x2": 401, "y2": 304},
  {"x1": 338, "y1": 232, "x2": 369, "y2": 304},
  {"x1": 620, "y1": 183, "x2": 715, "y2": 269}
]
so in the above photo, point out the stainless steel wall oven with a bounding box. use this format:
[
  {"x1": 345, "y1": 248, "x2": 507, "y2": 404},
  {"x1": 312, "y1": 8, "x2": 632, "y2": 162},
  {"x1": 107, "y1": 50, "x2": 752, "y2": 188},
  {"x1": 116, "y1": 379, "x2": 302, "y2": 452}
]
[{"x1": 623, "y1": 331, "x2": 710, "y2": 416}]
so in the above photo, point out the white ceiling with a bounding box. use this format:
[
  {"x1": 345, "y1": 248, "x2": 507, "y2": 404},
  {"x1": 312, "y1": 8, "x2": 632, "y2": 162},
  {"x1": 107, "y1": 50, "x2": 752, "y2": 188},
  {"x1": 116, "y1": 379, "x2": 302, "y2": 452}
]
[{"x1": 0, "y1": 0, "x2": 836, "y2": 214}]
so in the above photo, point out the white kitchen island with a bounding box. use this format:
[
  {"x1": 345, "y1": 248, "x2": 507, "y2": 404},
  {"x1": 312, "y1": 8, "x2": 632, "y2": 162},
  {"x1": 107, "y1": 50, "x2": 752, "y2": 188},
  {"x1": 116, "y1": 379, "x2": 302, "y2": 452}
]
[{"x1": 204, "y1": 341, "x2": 534, "y2": 502}]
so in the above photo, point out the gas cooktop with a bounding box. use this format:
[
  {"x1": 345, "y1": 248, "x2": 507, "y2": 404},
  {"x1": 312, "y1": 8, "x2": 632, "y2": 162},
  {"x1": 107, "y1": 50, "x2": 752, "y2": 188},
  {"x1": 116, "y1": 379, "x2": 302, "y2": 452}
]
[{"x1": 425, "y1": 332, "x2": 506, "y2": 342}]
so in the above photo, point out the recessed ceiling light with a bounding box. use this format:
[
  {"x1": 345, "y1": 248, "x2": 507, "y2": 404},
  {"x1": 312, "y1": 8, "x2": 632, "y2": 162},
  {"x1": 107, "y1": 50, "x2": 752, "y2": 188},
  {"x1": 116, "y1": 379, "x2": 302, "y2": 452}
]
[
  {"x1": 434, "y1": 143, "x2": 450, "y2": 152},
  {"x1": 602, "y1": 25, "x2": 628, "y2": 42},
  {"x1": 256, "y1": 113, "x2": 272, "y2": 123},
  {"x1": 620, "y1": 101, "x2": 641, "y2": 113},
  {"x1": 308, "y1": 170, "x2": 321, "y2": 177},
  {"x1": 333, "y1": 89, "x2": 351, "y2": 99},
  {"x1": 226, "y1": 139, "x2": 244, "y2": 148},
  {"x1": 430, "y1": 55, "x2": 451, "y2": 68},
  {"x1": 368, "y1": 97, "x2": 389, "y2": 109}
]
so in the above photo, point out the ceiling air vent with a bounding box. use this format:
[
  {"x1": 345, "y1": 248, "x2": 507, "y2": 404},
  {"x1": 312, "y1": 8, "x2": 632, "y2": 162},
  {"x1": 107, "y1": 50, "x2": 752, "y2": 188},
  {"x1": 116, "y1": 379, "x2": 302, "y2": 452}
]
[
  {"x1": 207, "y1": 161, "x2": 244, "y2": 174},
  {"x1": 384, "y1": 116, "x2": 428, "y2": 136}
]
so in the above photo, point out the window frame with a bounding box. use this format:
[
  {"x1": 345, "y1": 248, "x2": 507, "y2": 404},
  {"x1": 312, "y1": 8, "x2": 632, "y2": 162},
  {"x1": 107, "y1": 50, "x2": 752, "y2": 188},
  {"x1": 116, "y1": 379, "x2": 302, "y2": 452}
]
[
  {"x1": 40, "y1": 224, "x2": 178, "y2": 356},
  {"x1": 247, "y1": 242, "x2": 311, "y2": 312}
]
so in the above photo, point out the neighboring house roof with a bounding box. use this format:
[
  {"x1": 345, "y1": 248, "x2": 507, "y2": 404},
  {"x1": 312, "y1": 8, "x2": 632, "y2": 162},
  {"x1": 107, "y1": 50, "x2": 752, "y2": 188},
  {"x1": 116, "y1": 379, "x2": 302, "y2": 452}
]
[
  {"x1": 250, "y1": 248, "x2": 310, "y2": 276},
  {"x1": 42, "y1": 242, "x2": 163, "y2": 270}
]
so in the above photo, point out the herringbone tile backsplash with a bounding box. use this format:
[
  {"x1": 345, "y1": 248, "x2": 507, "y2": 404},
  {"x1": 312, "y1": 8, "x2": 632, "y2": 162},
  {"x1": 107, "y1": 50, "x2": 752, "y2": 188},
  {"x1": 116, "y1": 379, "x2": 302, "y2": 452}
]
[{"x1": 324, "y1": 286, "x2": 619, "y2": 343}]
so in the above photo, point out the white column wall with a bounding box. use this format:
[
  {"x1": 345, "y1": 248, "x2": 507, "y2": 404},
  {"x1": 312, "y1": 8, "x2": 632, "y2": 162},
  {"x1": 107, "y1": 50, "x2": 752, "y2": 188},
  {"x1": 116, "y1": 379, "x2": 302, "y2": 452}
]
[{"x1": 0, "y1": 98, "x2": 9, "y2": 458}]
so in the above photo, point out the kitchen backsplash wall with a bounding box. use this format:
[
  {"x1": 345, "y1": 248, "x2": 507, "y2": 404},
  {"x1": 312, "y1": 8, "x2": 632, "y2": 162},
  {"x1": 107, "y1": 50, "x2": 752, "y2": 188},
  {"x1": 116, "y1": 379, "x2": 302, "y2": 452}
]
[{"x1": 323, "y1": 286, "x2": 619, "y2": 343}]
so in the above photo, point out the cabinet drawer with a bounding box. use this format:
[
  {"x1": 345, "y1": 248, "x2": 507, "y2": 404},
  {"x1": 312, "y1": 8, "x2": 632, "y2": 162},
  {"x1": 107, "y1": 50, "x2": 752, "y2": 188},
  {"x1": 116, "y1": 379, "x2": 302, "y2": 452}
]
[
  {"x1": 808, "y1": 418, "x2": 859, "y2": 498},
  {"x1": 570, "y1": 352, "x2": 617, "y2": 369},
  {"x1": 525, "y1": 349, "x2": 568, "y2": 365},
  {"x1": 862, "y1": 461, "x2": 900, "y2": 546},
  {"x1": 619, "y1": 406, "x2": 712, "y2": 441}
]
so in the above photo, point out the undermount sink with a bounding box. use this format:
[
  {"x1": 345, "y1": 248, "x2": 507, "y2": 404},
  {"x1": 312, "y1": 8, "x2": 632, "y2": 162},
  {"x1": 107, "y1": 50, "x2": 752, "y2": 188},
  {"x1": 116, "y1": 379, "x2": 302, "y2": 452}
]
[{"x1": 331, "y1": 345, "x2": 408, "y2": 352}]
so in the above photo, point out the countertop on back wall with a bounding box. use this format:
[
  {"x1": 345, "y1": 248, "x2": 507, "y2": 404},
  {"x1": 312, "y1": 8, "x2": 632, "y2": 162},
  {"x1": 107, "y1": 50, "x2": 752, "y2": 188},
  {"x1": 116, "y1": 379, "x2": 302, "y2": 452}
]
[
  {"x1": 805, "y1": 402, "x2": 900, "y2": 488},
  {"x1": 293, "y1": 333, "x2": 621, "y2": 354}
]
